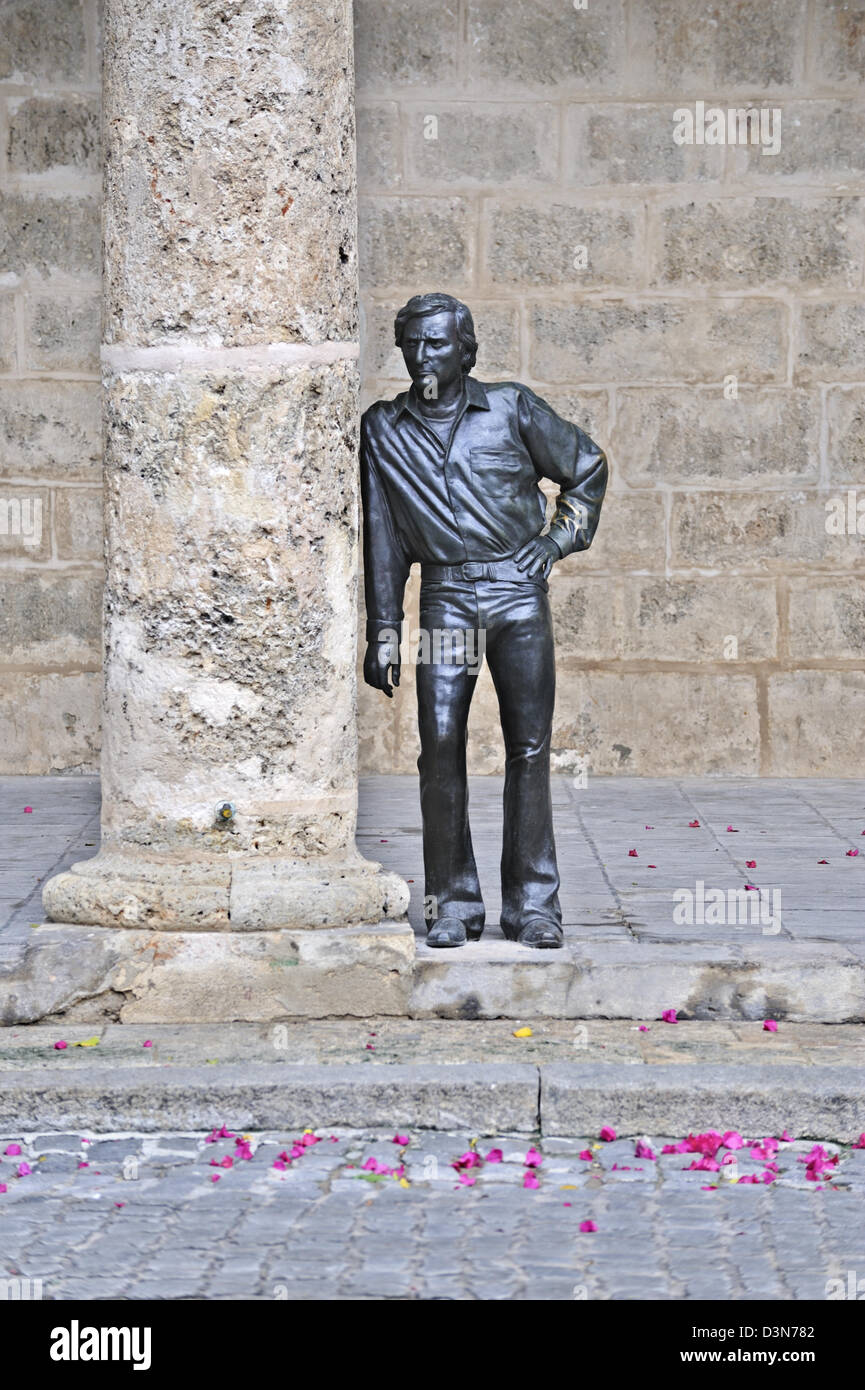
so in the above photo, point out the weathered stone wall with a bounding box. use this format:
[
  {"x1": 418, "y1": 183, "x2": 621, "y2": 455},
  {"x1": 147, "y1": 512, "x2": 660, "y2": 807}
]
[
  {"x1": 2, "y1": 2, "x2": 864, "y2": 778},
  {"x1": 355, "y1": 0, "x2": 865, "y2": 777},
  {"x1": 0, "y1": 0, "x2": 102, "y2": 771}
]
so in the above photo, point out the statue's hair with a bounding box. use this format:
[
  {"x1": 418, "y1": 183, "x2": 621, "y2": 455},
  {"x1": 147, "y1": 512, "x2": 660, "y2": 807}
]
[{"x1": 393, "y1": 293, "x2": 478, "y2": 372}]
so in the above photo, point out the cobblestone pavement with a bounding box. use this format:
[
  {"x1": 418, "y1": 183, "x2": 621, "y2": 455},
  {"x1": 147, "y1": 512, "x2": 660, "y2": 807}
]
[{"x1": 2, "y1": 1128, "x2": 864, "y2": 1300}]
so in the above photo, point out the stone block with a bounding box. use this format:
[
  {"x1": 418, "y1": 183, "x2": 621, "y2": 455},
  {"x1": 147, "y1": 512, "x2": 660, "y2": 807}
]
[
  {"x1": 0, "y1": 571, "x2": 102, "y2": 665},
  {"x1": 629, "y1": 0, "x2": 807, "y2": 89},
  {"x1": 612, "y1": 388, "x2": 819, "y2": 488},
  {"x1": 729, "y1": 101, "x2": 865, "y2": 184},
  {"x1": 565, "y1": 104, "x2": 724, "y2": 185},
  {"x1": 556, "y1": 492, "x2": 665, "y2": 574},
  {"x1": 814, "y1": 1, "x2": 865, "y2": 85},
  {"x1": 485, "y1": 199, "x2": 640, "y2": 287},
  {"x1": 670, "y1": 491, "x2": 855, "y2": 572},
  {"x1": 0, "y1": 381, "x2": 100, "y2": 481},
  {"x1": 22, "y1": 292, "x2": 100, "y2": 373},
  {"x1": 358, "y1": 196, "x2": 471, "y2": 290},
  {"x1": 8, "y1": 922, "x2": 418, "y2": 1024},
  {"x1": 530, "y1": 299, "x2": 787, "y2": 383},
  {"x1": 768, "y1": 671, "x2": 865, "y2": 775},
  {"x1": 619, "y1": 576, "x2": 777, "y2": 662},
  {"x1": 103, "y1": 0, "x2": 358, "y2": 346},
  {"x1": 787, "y1": 580, "x2": 865, "y2": 661},
  {"x1": 0, "y1": 192, "x2": 99, "y2": 280},
  {"x1": 0, "y1": 672, "x2": 100, "y2": 774},
  {"x1": 465, "y1": 0, "x2": 626, "y2": 89},
  {"x1": 356, "y1": 103, "x2": 403, "y2": 189},
  {"x1": 7, "y1": 94, "x2": 100, "y2": 173},
  {"x1": 0, "y1": 485, "x2": 50, "y2": 560},
  {"x1": 552, "y1": 669, "x2": 760, "y2": 775},
  {"x1": 657, "y1": 197, "x2": 865, "y2": 291},
  {"x1": 0, "y1": 0, "x2": 88, "y2": 82},
  {"x1": 798, "y1": 303, "x2": 865, "y2": 381},
  {"x1": 405, "y1": 104, "x2": 559, "y2": 187},
  {"x1": 353, "y1": 0, "x2": 459, "y2": 89},
  {"x1": 53, "y1": 486, "x2": 102, "y2": 561},
  {"x1": 827, "y1": 387, "x2": 865, "y2": 485},
  {"x1": 551, "y1": 575, "x2": 621, "y2": 661},
  {"x1": 361, "y1": 298, "x2": 519, "y2": 378}
]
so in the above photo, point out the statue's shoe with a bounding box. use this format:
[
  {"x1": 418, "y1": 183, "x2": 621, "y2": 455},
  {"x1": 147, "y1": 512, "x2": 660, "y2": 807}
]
[
  {"x1": 501, "y1": 916, "x2": 564, "y2": 950},
  {"x1": 426, "y1": 917, "x2": 484, "y2": 948}
]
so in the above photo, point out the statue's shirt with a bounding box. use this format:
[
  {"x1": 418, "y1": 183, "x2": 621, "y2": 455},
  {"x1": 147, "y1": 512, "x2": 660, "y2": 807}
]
[{"x1": 360, "y1": 377, "x2": 607, "y2": 638}]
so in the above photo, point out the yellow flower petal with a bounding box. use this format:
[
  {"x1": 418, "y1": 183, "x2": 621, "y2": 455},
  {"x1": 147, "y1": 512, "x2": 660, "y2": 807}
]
[
  {"x1": 72, "y1": 1036, "x2": 100, "y2": 1048},
  {"x1": 512, "y1": 1026, "x2": 533, "y2": 1038},
  {"x1": 399, "y1": 1178, "x2": 410, "y2": 1188}
]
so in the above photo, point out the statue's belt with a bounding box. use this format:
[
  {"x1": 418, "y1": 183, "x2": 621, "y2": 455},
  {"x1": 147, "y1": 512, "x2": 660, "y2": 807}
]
[{"x1": 421, "y1": 559, "x2": 544, "y2": 584}]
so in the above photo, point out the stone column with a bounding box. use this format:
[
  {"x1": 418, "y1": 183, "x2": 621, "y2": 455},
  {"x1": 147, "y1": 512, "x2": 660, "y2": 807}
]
[{"x1": 39, "y1": 0, "x2": 411, "y2": 1020}]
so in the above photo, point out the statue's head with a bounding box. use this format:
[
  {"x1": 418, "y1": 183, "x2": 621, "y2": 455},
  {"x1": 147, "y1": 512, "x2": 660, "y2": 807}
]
[{"x1": 394, "y1": 292, "x2": 478, "y2": 395}]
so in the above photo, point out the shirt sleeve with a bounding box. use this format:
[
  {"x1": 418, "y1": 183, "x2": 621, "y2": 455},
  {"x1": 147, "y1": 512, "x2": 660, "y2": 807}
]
[
  {"x1": 359, "y1": 414, "x2": 412, "y2": 644},
  {"x1": 516, "y1": 386, "x2": 608, "y2": 558}
]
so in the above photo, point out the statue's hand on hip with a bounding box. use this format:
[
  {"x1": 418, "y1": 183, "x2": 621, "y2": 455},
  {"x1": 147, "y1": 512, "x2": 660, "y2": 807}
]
[
  {"x1": 513, "y1": 533, "x2": 561, "y2": 579},
  {"x1": 364, "y1": 638, "x2": 401, "y2": 698}
]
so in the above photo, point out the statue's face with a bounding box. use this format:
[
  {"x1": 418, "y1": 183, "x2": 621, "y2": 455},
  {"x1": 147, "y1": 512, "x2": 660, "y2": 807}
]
[{"x1": 400, "y1": 310, "x2": 463, "y2": 396}]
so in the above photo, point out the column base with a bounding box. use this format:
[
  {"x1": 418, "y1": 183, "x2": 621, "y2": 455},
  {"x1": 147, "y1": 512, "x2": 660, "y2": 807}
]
[
  {"x1": 42, "y1": 852, "x2": 410, "y2": 931},
  {"x1": 6, "y1": 922, "x2": 415, "y2": 1024}
]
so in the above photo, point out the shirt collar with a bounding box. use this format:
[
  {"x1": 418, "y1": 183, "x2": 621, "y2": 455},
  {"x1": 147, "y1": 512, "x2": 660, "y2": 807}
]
[{"x1": 396, "y1": 375, "x2": 490, "y2": 421}]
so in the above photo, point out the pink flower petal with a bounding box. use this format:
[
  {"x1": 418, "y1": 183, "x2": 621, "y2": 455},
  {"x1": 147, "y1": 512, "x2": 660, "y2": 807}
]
[
  {"x1": 54, "y1": 1040, "x2": 68, "y2": 1050},
  {"x1": 0, "y1": 1183, "x2": 6, "y2": 1194},
  {"x1": 142, "y1": 1040, "x2": 153, "y2": 1048},
  {"x1": 522, "y1": 1172, "x2": 540, "y2": 1189},
  {"x1": 628, "y1": 849, "x2": 638, "y2": 857},
  {"x1": 726, "y1": 825, "x2": 738, "y2": 833},
  {"x1": 17, "y1": 1162, "x2": 32, "y2": 1177},
  {"x1": 818, "y1": 859, "x2": 829, "y2": 864},
  {"x1": 763, "y1": 1019, "x2": 778, "y2": 1032},
  {"x1": 485, "y1": 1148, "x2": 504, "y2": 1164},
  {"x1": 851, "y1": 1133, "x2": 865, "y2": 1150},
  {"x1": 688, "y1": 820, "x2": 700, "y2": 828},
  {"x1": 23, "y1": 806, "x2": 33, "y2": 813},
  {"x1": 392, "y1": 1134, "x2": 409, "y2": 1146},
  {"x1": 722, "y1": 1131, "x2": 744, "y2": 1150},
  {"x1": 77, "y1": 1161, "x2": 89, "y2": 1169},
  {"x1": 579, "y1": 1149, "x2": 593, "y2": 1161},
  {"x1": 524, "y1": 1147, "x2": 543, "y2": 1167},
  {"x1": 635, "y1": 1141, "x2": 657, "y2": 1160},
  {"x1": 4, "y1": 1143, "x2": 21, "y2": 1156},
  {"x1": 211, "y1": 1174, "x2": 221, "y2": 1183},
  {"x1": 661, "y1": 1009, "x2": 678, "y2": 1024},
  {"x1": 638, "y1": 1024, "x2": 650, "y2": 1032},
  {"x1": 846, "y1": 849, "x2": 859, "y2": 857},
  {"x1": 746, "y1": 860, "x2": 757, "y2": 868},
  {"x1": 599, "y1": 1126, "x2": 616, "y2": 1142},
  {"x1": 579, "y1": 1220, "x2": 597, "y2": 1232}
]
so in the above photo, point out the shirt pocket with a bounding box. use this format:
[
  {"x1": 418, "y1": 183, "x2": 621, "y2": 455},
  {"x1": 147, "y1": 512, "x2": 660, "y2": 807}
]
[{"x1": 469, "y1": 447, "x2": 527, "y2": 483}]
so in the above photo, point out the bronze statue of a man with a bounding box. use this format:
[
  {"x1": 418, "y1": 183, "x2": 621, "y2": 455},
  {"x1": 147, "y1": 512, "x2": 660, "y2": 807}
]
[{"x1": 360, "y1": 293, "x2": 607, "y2": 949}]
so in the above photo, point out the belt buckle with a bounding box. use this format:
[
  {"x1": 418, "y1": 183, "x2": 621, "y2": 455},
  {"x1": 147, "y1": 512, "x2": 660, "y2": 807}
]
[{"x1": 461, "y1": 562, "x2": 487, "y2": 581}]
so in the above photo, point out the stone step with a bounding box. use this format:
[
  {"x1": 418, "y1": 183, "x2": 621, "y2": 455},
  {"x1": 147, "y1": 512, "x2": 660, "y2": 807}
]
[
  {"x1": 411, "y1": 937, "x2": 865, "y2": 1022},
  {"x1": 1, "y1": 1022, "x2": 863, "y2": 1139}
]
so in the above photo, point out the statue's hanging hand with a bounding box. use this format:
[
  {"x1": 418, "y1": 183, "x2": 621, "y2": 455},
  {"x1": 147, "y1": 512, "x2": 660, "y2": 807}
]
[{"x1": 363, "y1": 635, "x2": 401, "y2": 698}]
